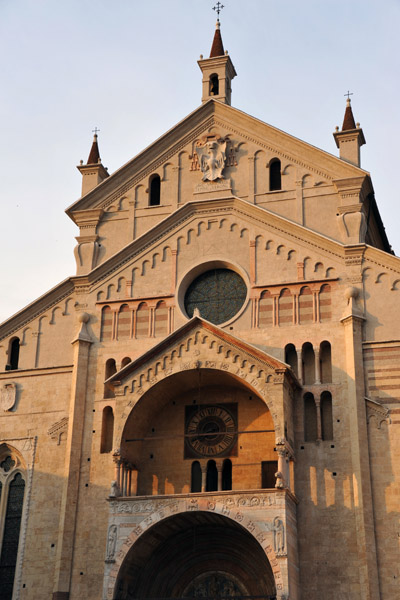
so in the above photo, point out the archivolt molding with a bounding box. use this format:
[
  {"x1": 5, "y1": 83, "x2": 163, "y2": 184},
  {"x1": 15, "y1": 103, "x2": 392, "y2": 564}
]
[
  {"x1": 105, "y1": 493, "x2": 288, "y2": 600},
  {"x1": 112, "y1": 323, "x2": 292, "y2": 440}
]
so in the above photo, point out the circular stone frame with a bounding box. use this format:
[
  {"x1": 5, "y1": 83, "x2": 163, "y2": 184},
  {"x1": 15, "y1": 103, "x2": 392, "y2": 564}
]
[{"x1": 176, "y1": 259, "x2": 250, "y2": 327}]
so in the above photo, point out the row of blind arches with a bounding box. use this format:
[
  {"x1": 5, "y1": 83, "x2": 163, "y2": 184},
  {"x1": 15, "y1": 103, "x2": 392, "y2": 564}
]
[
  {"x1": 259, "y1": 284, "x2": 332, "y2": 327},
  {"x1": 101, "y1": 301, "x2": 168, "y2": 341}
]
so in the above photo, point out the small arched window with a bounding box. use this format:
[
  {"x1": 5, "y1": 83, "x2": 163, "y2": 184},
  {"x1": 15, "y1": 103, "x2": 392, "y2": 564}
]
[
  {"x1": 121, "y1": 357, "x2": 131, "y2": 369},
  {"x1": 206, "y1": 460, "x2": 218, "y2": 492},
  {"x1": 222, "y1": 459, "x2": 232, "y2": 491},
  {"x1": 209, "y1": 73, "x2": 219, "y2": 96},
  {"x1": 302, "y1": 342, "x2": 315, "y2": 385},
  {"x1": 6, "y1": 338, "x2": 20, "y2": 371},
  {"x1": 100, "y1": 406, "x2": 114, "y2": 453},
  {"x1": 320, "y1": 341, "x2": 332, "y2": 383},
  {"x1": 321, "y1": 391, "x2": 333, "y2": 441},
  {"x1": 149, "y1": 174, "x2": 161, "y2": 206},
  {"x1": 269, "y1": 159, "x2": 281, "y2": 191},
  {"x1": 104, "y1": 359, "x2": 117, "y2": 399},
  {"x1": 304, "y1": 393, "x2": 317, "y2": 442},
  {"x1": 191, "y1": 461, "x2": 202, "y2": 493},
  {"x1": 284, "y1": 343, "x2": 298, "y2": 377}
]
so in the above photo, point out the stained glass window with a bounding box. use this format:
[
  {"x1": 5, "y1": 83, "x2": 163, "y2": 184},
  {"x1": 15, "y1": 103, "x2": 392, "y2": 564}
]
[
  {"x1": 184, "y1": 268, "x2": 247, "y2": 324},
  {"x1": 0, "y1": 473, "x2": 25, "y2": 600},
  {"x1": 0, "y1": 456, "x2": 15, "y2": 473}
]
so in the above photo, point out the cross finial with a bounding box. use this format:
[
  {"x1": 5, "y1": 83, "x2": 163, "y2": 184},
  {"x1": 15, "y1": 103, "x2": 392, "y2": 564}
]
[
  {"x1": 92, "y1": 127, "x2": 100, "y2": 136},
  {"x1": 344, "y1": 91, "x2": 353, "y2": 100},
  {"x1": 213, "y1": 2, "x2": 224, "y2": 17}
]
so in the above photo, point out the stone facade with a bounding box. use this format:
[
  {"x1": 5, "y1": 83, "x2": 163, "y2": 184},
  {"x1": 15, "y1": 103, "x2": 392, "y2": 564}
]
[{"x1": 0, "y1": 22, "x2": 399, "y2": 600}]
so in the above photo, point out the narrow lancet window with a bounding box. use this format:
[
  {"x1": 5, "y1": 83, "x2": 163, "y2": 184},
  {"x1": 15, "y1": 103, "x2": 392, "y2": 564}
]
[
  {"x1": 7, "y1": 338, "x2": 20, "y2": 371},
  {"x1": 206, "y1": 460, "x2": 218, "y2": 492},
  {"x1": 100, "y1": 406, "x2": 114, "y2": 453},
  {"x1": 209, "y1": 73, "x2": 219, "y2": 96},
  {"x1": 149, "y1": 174, "x2": 161, "y2": 206},
  {"x1": 222, "y1": 459, "x2": 232, "y2": 491},
  {"x1": 269, "y1": 159, "x2": 281, "y2": 191},
  {"x1": 191, "y1": 461, "x2": 202, "y2": 493}
]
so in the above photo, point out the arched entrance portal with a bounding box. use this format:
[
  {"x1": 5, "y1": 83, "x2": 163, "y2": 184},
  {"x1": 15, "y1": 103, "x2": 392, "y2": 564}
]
[{"x1": 114, "y1": 511, "x2": 277, "y2": 599}]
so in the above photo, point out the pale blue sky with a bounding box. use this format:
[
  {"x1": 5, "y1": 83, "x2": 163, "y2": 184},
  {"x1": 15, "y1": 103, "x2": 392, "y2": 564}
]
[{"x1": 0, "y1": 0, "x2": 399, "y2": 323}]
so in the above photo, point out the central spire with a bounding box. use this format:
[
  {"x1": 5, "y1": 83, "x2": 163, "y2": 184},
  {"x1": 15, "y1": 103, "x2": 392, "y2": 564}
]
[
  {"x1": 210, "y1": 20, "x2": 225, "y2": 58},
  {"x1": 198, "y1": 17, "x2": 237, "y2": 105}
]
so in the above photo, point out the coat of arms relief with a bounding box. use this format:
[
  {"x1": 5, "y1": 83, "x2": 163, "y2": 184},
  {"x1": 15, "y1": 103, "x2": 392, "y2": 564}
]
[
  {"x1": 191, "y1": 134, "x2": 237, "y2": 181},
  {"x1": 0, "y1": 383, "x2": 17, "y2": 412},
  {"x1": 195, "y1": 137, "x2": 227, "y2": 181}
]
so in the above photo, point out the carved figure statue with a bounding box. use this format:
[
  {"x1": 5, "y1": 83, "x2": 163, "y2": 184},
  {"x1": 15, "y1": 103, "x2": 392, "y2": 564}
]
[
  {"x1": 275, "y1": 470, "x2": 284, "y2": 489},
  {"x1": 106, "y1": 524, "x2": 117, "y2": 560},
  {"x1": 274, "y1": 517, "x2": 285, "y2": 554},
  {"x1": 110, "y1": 480, "x2": 119, "y2": 497},
  {"x1": 195, "y1": 138, "x2": 227, "y2": 181}
]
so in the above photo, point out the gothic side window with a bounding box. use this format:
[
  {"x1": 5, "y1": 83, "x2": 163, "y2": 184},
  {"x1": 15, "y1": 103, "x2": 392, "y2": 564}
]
[{"x1": 0, "y1": 447, "x2": 26, "y2": 600}]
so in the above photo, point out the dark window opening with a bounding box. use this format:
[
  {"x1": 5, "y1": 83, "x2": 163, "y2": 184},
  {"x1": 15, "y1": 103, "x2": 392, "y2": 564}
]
[
  {"x1": 7, "y1": 338, "x2": 20, "y2": 371},
  {"x1": 149, "y1": 175, "x2": 161, "y2": 206},
  {"x1": 284, "y1": 343, "x2": 298, "y2": 377},
  {"x1": 191, "y1": 461, "x2": 202, "y2": 493},
  {"x1": 222, "y1": 459, "x2": 232, "y2": 491},
  {"x1": 269, "y1": 159, "x2": 281, "y2": 191},
  {"x1": 209, "y1": 74, "x2": 219, "y2": 96},
  {"x1": 206, "y1": 460, "x2": 218, "y2": 492},
  {"x1": 104, "y1": 359, "x2": 117, "y2": 399},
  {"x1": 320, "y1": 341, "x2": 332, "y2": 383},
  {"x1": 262, "y1": 461, "x2": 278, "y2": 488},
  {"x1": 302, "y1": 342, "x2": 315, "y2": 385},
  {"x1": 100, "y1": 406, "x2": 114, "y2": 454}
]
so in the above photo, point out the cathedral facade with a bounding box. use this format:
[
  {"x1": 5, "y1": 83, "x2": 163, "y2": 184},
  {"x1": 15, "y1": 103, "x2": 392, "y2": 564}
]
[{"x1": 0, "y1": 21, "x2": 399, "y2": 600}]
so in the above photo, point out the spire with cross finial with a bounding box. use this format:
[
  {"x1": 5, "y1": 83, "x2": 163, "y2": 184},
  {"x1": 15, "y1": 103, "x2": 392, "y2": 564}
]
[
  {"x1": 198, "y1": 5, "x2": 236, "y2": 105},
  {"x1": 77, "y1": 128, "x2": 109, "y2": 197},
  {"x1": 87, "y1": 128, "x2": 101, "y2": 165},
  {"x1": 341, "y1": 92, "x2": 357, "y2": 131},
  {"x1": 333, "y1": 94, "x2": 365, "y2": 167}
]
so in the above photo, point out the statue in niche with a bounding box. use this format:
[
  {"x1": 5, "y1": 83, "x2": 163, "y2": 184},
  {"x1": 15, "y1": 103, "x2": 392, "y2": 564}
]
[
  {"x1": 274, "y1": 517, "x2": 285, "y2": 554},
  {"x1": 106, "y1": 524, "x2": 117, "y2": 560},
  {"x1": 195, "y1": 138, "x2": 227, "y2": 181}
]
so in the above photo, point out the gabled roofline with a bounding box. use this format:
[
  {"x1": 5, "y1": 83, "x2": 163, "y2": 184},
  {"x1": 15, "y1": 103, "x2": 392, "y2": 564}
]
[
  {"x1": 66, "y1": 99, "x2": 369, "y2": 220},
  {"x1": 106, "y1": 315, "x2": 293, "y2": 384},
  {"x1": 0, "y1": 278, "x2": 74, "y2": 340}
]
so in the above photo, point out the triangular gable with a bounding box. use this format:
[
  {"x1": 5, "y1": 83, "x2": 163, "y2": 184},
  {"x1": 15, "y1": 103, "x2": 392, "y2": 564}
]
[
  {"x1": 66, "y1": 99, "x2": 368, "y2": 219},
  {"x1": 106, "y1": 315, "x2": 296, "y2": 387}
]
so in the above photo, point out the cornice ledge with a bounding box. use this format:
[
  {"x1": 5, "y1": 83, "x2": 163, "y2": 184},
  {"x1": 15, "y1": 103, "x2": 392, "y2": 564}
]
[
  {"x1": 364, "y1": 244, "x2": 400, "y2": 272},
  {"x1": 80, "y1": 196, "x2": 349, "y2": 288}
]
